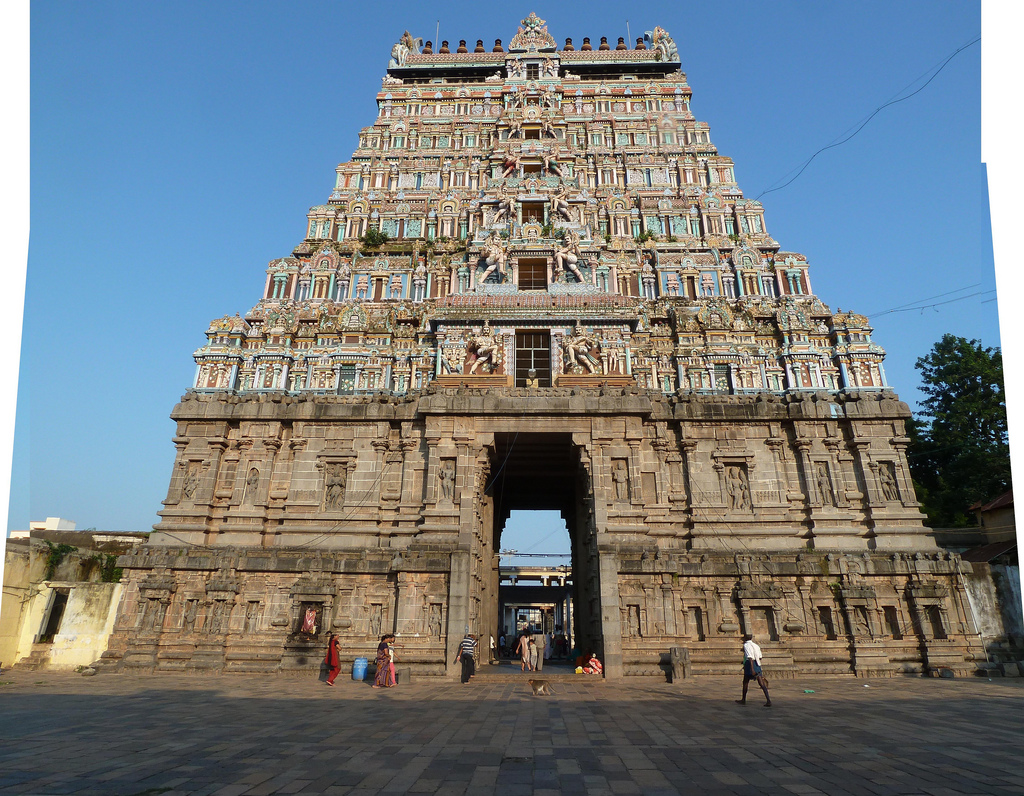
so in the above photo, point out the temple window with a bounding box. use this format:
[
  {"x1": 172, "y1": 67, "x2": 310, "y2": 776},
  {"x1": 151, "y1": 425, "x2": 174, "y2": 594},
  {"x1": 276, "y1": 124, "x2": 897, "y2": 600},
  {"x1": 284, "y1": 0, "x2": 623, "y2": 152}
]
[
  {"x1": 526, "y1": 63, "x2": 540, "y2": 80},
  {"x1": 515, "y1": 330, "x2": 551, "y2": 386},
  {"x1": 518, "y1": 258, "x2": 547, "y2": 291},
  {"x1": 522, "y1": 202, "x2": 544, "y2": 222}
]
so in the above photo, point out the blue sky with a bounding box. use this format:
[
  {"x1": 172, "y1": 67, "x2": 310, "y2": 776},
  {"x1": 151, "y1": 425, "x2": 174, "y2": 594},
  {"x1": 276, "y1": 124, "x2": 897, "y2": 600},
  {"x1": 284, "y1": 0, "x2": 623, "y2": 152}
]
[{"x1": 11, "y1": 2, "x2": 1000, "y2": 554}]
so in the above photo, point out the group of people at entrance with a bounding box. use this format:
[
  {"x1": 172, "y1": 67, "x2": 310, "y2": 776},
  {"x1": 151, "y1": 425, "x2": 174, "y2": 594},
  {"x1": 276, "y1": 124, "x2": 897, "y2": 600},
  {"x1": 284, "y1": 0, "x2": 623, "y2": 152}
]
[
  {"x1": 325, "y1": 626, "x2": 771, "y2": 702},
  {"x1": 500, "y1": 629, "x2": 572, "y2": 668}
]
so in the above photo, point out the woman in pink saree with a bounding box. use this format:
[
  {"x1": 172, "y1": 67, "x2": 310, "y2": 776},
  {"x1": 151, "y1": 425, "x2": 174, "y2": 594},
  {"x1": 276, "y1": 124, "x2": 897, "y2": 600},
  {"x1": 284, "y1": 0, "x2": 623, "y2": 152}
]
[{"x1": 372, "y1": 634, "x2": 396, "y2": 688}]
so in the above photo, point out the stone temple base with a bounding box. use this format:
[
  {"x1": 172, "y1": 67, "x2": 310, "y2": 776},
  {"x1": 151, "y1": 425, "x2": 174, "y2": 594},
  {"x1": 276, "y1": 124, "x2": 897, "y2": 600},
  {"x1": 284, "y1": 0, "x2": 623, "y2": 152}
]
[
  {"x1": 103, "y1": 545, "x2": 984, "y2": 680},
  {"x1": 101, "y1": 388, "x2": 985, "y2": 679}
]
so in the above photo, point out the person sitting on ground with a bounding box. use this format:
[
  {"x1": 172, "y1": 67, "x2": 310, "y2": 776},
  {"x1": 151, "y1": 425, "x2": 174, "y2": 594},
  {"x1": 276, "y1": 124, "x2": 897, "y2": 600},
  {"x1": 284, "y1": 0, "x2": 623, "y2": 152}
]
[{"x1": 582, "y1": 652, "x2": 603, "y2": 675}]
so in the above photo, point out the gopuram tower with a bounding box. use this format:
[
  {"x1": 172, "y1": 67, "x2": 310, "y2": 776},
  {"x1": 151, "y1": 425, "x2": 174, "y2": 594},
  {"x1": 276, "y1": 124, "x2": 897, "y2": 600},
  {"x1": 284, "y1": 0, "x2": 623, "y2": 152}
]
[{"x1": 107, "y1": 14, "x2": 984, "y2": 678}]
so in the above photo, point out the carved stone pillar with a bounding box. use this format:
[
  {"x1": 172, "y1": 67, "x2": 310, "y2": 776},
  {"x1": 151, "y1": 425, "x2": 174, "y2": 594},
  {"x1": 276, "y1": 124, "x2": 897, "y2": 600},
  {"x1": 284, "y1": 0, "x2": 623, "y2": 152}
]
[{"x1": 794, "y1": 437, "x2": 818, "y2": 506}]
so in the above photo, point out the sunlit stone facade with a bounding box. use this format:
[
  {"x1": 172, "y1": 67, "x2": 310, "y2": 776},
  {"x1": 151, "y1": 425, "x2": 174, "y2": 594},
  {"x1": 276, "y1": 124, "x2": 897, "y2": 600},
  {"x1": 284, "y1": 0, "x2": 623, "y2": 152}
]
[{"x1": 106, "y1": 15, "x2": 984, "y2": 678}]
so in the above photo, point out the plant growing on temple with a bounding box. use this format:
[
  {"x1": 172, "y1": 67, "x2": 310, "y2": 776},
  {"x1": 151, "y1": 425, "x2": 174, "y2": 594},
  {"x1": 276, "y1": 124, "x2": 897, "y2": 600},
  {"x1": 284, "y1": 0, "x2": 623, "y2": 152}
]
[
  {"x1": 87, "y1": 553, "x2": 124, "y2": 583},
  {"x1": 634, "y1": 230, "x2": 656, "y2": 244},
  {"x1": 42, "y1": 541, "x2": 78, "y2": 580},
  {"x1": 907, "y1": 334, "x2": 1010, "y2": 527},
  {"x1": 360, "y1": 228, "x2": 390, "y2": 249}
]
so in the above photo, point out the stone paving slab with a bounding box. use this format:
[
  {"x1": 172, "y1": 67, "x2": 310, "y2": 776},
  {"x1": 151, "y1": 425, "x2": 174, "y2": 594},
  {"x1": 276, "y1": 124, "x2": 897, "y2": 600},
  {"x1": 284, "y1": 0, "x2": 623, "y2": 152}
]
[{"x1": 0, "y1": 670, "x2": 1021, "y2": 796}]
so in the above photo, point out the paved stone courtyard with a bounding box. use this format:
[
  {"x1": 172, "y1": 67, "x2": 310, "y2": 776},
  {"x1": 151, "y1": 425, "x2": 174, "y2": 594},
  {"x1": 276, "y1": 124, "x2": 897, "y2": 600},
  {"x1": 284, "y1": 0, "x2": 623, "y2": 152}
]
[{"x1": 0, "y1": 669, "x2": 1021, "y2": 796}]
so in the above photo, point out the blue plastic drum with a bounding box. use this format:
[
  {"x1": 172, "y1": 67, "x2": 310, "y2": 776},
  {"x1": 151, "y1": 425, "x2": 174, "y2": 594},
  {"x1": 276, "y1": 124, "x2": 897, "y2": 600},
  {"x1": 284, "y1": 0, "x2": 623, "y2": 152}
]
[{"x1": 352, "y1": 656, "x2": 368, "y2": 681}]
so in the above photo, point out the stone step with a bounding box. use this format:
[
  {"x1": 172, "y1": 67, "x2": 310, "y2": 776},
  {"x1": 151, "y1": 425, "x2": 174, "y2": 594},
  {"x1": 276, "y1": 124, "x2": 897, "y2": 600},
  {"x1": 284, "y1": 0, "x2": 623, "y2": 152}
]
[
  {"x1": 472, "y1": 663, "x2": 602, "y2": 683},
  {"x1": 472, "y1": 672, "x2": 603, "y2": 684}
]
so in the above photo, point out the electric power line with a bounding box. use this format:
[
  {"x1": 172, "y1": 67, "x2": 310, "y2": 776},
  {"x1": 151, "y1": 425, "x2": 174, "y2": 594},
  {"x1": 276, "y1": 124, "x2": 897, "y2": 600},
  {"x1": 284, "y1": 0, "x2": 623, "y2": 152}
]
[
  {"x1": 863, "y1": 283, "x2": 980, "y2": 317},
  {"x1": 756, "y1": 36, "x2": 981, "y2": 200}
]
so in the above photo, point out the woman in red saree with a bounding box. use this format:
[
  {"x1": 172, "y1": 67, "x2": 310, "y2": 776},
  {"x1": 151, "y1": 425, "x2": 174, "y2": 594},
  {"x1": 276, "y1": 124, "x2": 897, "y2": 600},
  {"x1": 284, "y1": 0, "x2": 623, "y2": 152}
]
[
  {"x1": 582, "y1": 652, "x2": 603, "y2": 675},
  {"x1": 372, "y1": 634, "x2": 397, "y2": 688},
  {"x1": 323, "y1": 632, "x2": 341, "y2": 686}
]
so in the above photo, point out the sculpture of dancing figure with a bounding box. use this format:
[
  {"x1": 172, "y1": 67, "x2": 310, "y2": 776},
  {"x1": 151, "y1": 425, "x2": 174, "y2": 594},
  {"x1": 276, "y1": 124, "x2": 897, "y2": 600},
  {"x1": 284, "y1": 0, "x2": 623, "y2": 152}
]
[
  {"x1": 478, "y1": 233, "x2": 507, "y2": 283},
  {"x1": 551, "y1": 183, "x2": 572, "y2": 221},
  {"x1": 554, "y1": 229, "x2": 584, "y2": 281},
  {"x1": 468, "y1": 326, "x2": 498, "y2": 374},
  {"x1": 493, "y1": 185, "x2": 515, "y2": 224},
  {"x1": 563, "y1": 325, "x2": 600, "y2": 374},
  {"x1": 501, "y1": 151, "x2": 520, "y2": 178},
  {"x1": 543, "y1": 147, "x2": 562, "y2": 176},
  {"x1": 541, "y1": 117, "x2": 556, "y2": 138}
]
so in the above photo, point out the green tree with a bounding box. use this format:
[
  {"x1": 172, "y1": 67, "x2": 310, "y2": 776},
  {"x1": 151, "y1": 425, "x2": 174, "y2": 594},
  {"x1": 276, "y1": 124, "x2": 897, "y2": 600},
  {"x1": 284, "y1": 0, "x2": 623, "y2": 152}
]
[{"x1": 908, "y1": 334, "x2": 1011, "y2": 526}]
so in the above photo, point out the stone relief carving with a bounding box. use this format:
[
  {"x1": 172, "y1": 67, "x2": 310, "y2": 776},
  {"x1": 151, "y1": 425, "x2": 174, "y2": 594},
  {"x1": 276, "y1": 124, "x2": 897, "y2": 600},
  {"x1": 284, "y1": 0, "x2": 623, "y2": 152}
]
[
  {"x1": 612, "y1": 459, "x2": 631, "y2": 501},
  {"x1": 207, "y1": 600, "x2": 228, "y2": 634},
  {"x1": 243, "y1": 468, "x2": 260, "y2": 504},
  {"x1": 182, "y1": 599, "x2": 199, "y2": 633},
  {"x1": 323, "y1": 462, "x2": 348, "y2": 511},
  {"x1": 726, "y1": 465, "x2": 751, "y2": 511},
  {"x1": 181, "y1": 461, "x2": 201, "y2": 501},
  {"x1": 427, "y1": 603, "x2": 442, "y2": 637},
  {"x1": 816, "y1": 462, "x2": 835, "y2": 507},
  {"x1": 438, "y1": 459, "x2": 456, "y2": 501},
  {"x1": 879, "y1": 461, "x2": 900, "y2": 502}
]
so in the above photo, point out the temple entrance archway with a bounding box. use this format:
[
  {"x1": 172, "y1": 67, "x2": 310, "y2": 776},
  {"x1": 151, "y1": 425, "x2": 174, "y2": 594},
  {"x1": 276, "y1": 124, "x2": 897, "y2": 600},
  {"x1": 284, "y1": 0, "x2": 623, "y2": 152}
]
[{"x1": 483, "y1": 432, "x2": 604, "y2": 662}]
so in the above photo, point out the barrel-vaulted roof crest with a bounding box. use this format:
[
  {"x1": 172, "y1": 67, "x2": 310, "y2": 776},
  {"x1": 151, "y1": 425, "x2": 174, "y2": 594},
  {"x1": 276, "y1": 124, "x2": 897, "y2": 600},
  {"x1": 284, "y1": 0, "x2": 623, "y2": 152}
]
[{"x1": 509, "y1": 12, "x2": 556, "y2": 52}]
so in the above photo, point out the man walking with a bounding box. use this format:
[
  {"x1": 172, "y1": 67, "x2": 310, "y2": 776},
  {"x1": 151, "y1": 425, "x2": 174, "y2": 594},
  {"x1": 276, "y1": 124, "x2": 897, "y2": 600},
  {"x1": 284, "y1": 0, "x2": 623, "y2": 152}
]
[
  {"x1": 736, "y1": 634, "x2": 772, "y2": 707},
  {"x1": 532, "y1": 629, "x2": 546, "y2": 672},
  {"x1": 455, "y1": 632, "x2": 477, "y2": 684}
]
